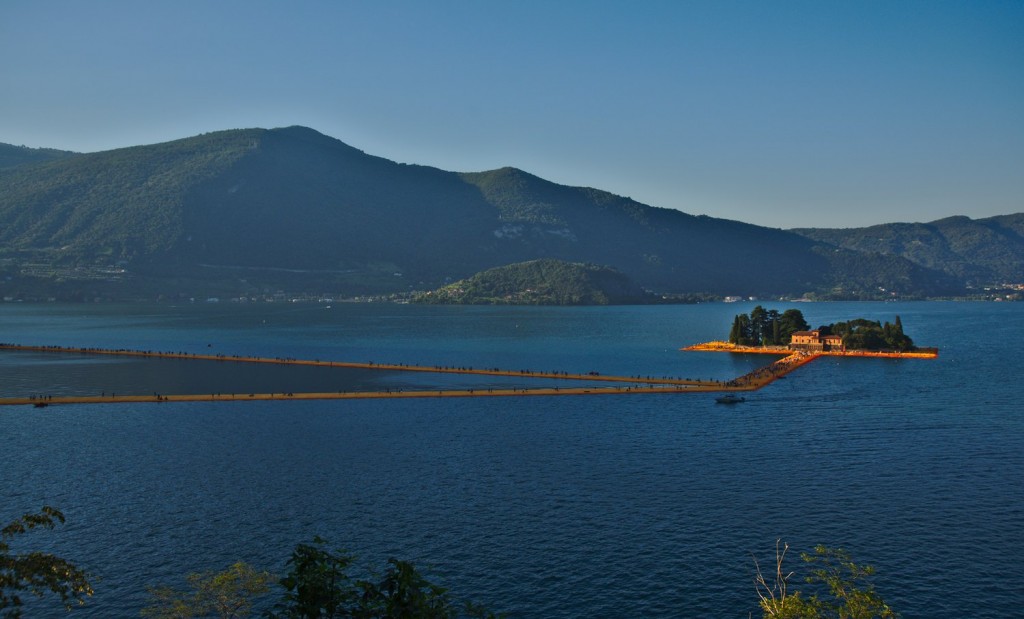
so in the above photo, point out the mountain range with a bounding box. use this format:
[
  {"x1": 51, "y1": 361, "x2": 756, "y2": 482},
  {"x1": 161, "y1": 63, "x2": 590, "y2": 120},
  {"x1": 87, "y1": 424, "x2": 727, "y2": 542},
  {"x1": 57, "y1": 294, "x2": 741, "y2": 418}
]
[
  {"x1": 0, "y1": 126, "x2": 1019, "y2": 301},
  {"x1": 794, "y1": 215, "x2": 1024, "y2": 287}
]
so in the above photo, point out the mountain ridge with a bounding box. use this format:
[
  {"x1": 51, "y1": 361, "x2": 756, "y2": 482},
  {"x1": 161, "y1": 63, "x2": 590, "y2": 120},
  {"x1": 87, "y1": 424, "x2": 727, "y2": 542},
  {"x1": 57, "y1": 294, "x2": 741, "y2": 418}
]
[
  {"x1": 794, "y1": 213, "x2": 1024, "y2": 286},
  {"x1": 0, "y1": 126, "x2": 1012, "y2": 301},
  {"x1": 0, "y1": 143, "x2": 78, "y2": 170}
]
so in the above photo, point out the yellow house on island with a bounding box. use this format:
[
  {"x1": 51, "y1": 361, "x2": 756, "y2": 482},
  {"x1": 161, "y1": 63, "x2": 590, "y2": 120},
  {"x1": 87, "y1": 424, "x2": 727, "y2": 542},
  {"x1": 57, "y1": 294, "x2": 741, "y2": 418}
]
[{"x1": 789, "y1": 330, "x2": 844, "y2": 352}]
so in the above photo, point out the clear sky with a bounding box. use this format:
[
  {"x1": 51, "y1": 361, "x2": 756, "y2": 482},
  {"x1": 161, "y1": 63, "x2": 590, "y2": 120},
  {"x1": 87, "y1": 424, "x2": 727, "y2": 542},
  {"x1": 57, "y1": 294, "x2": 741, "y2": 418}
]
[{"x1": 2, "y1": 0, "x2": 1021, "y2": 229}]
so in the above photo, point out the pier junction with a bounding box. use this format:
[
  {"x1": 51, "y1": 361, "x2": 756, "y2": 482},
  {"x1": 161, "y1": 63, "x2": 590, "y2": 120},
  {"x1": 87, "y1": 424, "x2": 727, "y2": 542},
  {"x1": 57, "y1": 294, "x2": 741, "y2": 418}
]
[{"x1": 0, "y1": 342, "x2": 936, "y2": 407}]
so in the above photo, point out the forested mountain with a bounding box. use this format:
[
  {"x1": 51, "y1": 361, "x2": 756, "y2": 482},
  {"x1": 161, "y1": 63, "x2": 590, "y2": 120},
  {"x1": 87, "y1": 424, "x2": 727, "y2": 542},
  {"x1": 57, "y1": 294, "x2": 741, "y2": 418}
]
[
  {"x1": 0, "y1": 126, "x2": 973, "y2": 300},
  {"x1": 414, "y1": 259, "x2": 657, "y2": 305},
  {"x1": 0, "y1": 143, "x2": 78, "y2": 170},
  {"x1": 793, "y1": 214, "x2": 1024, "y2": 286}
]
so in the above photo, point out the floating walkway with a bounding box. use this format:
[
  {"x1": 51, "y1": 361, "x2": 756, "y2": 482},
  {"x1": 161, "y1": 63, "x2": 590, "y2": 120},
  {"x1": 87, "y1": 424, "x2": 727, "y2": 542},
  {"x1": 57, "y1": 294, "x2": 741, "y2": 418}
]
[
  {"x1": 681, "y1": 341, "x2": 938, "y2": 391},
  {"x1": 683, "y1": 341, "x2": 939, "y2": 360},
  {"x1": 0, "y1": 341, "x2": 936, "y2": 407}
]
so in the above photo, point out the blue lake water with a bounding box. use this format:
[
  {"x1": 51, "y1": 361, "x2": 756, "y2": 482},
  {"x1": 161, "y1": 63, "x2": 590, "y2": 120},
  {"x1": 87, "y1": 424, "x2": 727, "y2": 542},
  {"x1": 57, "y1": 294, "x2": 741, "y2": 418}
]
[{"x1": 1, "y1": 301, "x2": 1022, "y2": 617}]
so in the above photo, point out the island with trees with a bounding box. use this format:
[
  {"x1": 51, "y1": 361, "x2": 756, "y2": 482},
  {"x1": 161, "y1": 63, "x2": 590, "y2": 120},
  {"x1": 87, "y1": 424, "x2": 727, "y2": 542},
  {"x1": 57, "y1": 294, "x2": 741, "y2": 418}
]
[
  {"x1": 412, "y1": 259, "x2": 663, "y2": 306},
  {"x1": 727, "y1": 306, "x2": 918, "y2": 352}
]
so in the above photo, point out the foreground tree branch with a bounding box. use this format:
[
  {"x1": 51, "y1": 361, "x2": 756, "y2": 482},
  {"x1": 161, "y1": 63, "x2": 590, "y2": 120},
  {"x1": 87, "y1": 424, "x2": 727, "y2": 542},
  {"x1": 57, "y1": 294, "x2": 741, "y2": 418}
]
[
  {"x1": 753, "y1": 541, "x2": 898, "y2": 619},
  {"x1": 0, "y1": 506, "x2": 93, "y2": 618}
]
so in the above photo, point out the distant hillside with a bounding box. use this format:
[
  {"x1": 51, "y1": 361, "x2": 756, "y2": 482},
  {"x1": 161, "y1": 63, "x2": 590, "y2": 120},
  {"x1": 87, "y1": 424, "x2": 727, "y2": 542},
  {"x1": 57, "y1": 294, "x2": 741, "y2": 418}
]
[
  {"x1": 0, "y1": 143, "x2": 78, "y2": 170},
  {"x1": 793, "y1": 214, "x2": 1024, "y2": 286},
  {"x1": 414, "y1": 259, "x2": 657, "y2": 305},
  {"x1": 0, "y1": 126, "x2": 970, "y2": 300},
  {"x1": 458, "y1": 166, "x2": 844, "y2": 295}
]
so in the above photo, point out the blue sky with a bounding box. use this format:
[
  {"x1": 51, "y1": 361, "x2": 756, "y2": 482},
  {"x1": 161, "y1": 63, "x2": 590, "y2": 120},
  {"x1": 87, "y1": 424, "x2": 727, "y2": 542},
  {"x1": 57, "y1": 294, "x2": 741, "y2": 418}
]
[{"x1": 2, "y1": 0, "x2": 1021, "y2": 229}]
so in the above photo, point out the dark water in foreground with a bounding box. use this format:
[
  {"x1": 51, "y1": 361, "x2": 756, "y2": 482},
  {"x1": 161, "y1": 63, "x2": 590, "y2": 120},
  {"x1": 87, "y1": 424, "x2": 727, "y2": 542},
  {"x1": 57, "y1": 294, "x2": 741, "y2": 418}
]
[{"x1": 1, "y1": 301, "x2": 1022, "y2": 617}]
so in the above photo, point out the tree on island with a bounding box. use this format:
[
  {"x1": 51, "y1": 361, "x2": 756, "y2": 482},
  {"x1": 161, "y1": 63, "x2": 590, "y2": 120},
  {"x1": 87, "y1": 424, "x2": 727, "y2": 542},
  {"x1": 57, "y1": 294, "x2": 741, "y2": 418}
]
[
  {"x1": 729, "y1": 307, "x2": 809, "y2": 346},
  {"x1": 729, "y1": 308, "x2": 916, "y2": 352},
  {"x1": 818, "y1": 316, "x2": 915, "y2": 351}
]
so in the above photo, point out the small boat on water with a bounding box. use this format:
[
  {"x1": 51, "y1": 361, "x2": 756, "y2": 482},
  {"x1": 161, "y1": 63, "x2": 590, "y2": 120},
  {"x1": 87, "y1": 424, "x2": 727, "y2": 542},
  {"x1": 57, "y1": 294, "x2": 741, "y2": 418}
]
[{"x1": 715, "y1": 394, "x2": 745, "y2": 404}]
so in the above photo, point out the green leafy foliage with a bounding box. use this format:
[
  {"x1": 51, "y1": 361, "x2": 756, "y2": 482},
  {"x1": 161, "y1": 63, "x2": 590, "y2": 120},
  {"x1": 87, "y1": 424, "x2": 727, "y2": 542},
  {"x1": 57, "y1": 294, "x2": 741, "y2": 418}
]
[
  {"x1": 755, "y1": 542, "x2": 898, "y2": 619},
  {"x1": 0, "y1": 507, "x2": 93, "y2": 618},
  {"x1": 270, "y1": 538, "x2": 358, "y2": 618},
  {"x1": 141, "y1": 561, "x2": 274, "y2": 618},
  {"x1": 354, "y1": 558, "x2": 459, "y2": 619},
  {"x1": 799, "y1": 546, "x2": 898, "y2": 619}
]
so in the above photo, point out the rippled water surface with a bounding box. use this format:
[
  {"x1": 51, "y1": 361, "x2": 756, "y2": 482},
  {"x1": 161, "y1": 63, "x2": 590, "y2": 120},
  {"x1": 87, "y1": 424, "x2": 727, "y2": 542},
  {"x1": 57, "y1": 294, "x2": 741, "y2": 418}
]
[{"x1": 1, "y1": 301, "x2": 1021, "y2": 617}]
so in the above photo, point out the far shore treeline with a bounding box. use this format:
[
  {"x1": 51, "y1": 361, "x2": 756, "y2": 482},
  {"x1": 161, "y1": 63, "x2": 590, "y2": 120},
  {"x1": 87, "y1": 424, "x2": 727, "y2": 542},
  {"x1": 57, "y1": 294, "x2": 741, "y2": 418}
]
[{"x1": 728, "y1": 306, "x2": 916, "y2": 351}]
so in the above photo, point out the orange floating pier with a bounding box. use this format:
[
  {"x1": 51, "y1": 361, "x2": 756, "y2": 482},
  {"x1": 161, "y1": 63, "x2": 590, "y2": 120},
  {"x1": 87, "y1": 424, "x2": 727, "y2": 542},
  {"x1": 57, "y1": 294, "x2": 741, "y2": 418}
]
[
  {"x1": 681, "y1": 341, "x2": 937, "y2": 391},
  {"x1": 0, "y1": 340, "x2": 936, "y2": 406}
]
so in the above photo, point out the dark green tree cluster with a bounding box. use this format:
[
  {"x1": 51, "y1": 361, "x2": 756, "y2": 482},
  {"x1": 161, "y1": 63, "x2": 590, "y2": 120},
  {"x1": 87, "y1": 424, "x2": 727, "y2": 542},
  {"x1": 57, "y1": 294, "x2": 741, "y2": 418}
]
[
  {"x1": 729, "y1": 306, "x2": 810, "y2": 346},
  {"x1": 144, "y1": 537, "x2": 499, "y2": 619},
  {"x1": 818, "y1": 316, "x2": 915, "y2": 351}
]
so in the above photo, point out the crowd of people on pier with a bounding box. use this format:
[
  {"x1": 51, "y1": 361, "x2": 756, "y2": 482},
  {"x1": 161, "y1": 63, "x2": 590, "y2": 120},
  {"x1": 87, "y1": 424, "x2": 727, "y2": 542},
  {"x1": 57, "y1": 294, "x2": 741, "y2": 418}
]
[{"x1": 725, "y1": 352, "x2": 813, "y2": 388}]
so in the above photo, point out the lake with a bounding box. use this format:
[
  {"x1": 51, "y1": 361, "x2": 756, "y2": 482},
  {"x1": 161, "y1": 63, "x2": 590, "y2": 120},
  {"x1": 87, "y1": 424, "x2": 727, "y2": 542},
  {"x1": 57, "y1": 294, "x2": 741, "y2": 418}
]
[{"x1": 1, "y1": 301, "x2": 1021, "y2": 617}]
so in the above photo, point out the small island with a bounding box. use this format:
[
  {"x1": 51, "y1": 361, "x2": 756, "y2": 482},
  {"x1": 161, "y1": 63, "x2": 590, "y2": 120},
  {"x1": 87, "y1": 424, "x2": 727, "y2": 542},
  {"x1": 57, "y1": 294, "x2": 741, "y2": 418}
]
[
  {"x1": 684, "y1": 307, "x2": 937, "y2": 391},
  {"x1": 726, "y1": 306, "x2": 918, "y2": 352},
  {"x1": 412, "y1": 259, "x2": 660, "y2": 305}
]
